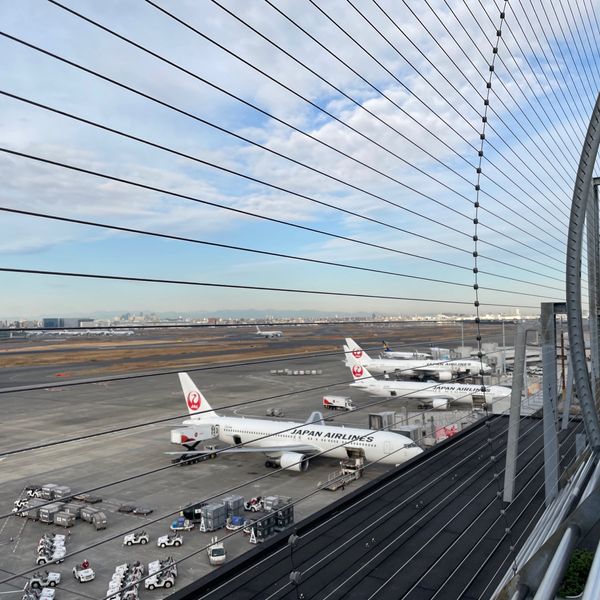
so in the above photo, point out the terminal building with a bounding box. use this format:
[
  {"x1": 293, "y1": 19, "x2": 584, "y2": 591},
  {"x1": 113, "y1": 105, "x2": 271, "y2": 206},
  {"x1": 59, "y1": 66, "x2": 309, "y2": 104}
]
[{"x1": 42, "y1": 318, "x2": 84, "y2": 329}]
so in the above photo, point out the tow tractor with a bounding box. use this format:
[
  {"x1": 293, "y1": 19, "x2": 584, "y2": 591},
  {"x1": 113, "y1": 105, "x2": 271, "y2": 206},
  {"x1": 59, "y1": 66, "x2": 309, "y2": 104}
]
[
  {"x1": 23, "y1": 586, "x2": 55, "y2": 600},
  {"x1": 157, "y1": 533, "x2": 183, "y2": 548},
  {"x1": 207, "y1": 537, "x2": 226, "y2": 566},
  {"x1": 145, "y1": 558, "x2": 177, "y2": 591},
  {"x1": 36, "y1": 549, "x2": 65, "y2": 566},
  {"x1": 170, "y1": 517, "x2": 194, "y2": 532},
  {"x1": 29, "y1": 572, "x2": 61, "y2": 589},
  {"x1": 123, "y1": 531, "x2": 149, "y2": 546}
]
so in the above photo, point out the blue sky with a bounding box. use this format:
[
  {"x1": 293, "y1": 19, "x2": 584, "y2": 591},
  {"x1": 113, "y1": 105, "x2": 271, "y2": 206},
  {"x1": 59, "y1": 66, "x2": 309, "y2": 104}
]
[{"x1": 0, "y1": 0, "x2": 595, "y2": 319}]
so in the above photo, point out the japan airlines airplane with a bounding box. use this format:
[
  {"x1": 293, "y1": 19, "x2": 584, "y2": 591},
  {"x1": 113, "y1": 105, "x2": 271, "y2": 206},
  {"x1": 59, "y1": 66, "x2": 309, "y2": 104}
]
[
  {"x1": 345, "y1": 338, "x2": 491, "y2": 380},
  {"x1": 255, "y1": 325, "x2": 283, "y2": 338},
  {"x1": 347, "y1": 357, "x2": 510, "y2": 409},
  {"x1": 382, "y1": 341, "x2": 431, "y2": 360},
  {"x1": 168, "y1": 373, "x2": 423, "y2": 471}
]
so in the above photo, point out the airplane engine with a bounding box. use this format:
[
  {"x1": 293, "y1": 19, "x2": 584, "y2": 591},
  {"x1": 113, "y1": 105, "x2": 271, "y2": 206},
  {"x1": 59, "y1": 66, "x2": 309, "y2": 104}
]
[
  {"x1": 432, "y1": 398, "x2": 449, "y2": 410},
  {"x1": 437, "y1": 371, "x2": 453, "y2": 382},
  {"x1": 278, "y1": 452, "x2": 309, "y2": 472}
]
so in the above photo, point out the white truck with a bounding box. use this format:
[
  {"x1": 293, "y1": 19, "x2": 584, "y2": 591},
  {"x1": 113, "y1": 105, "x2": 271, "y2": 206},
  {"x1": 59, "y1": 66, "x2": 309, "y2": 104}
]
[
  {"x1": 157, "y1": 534, "x2": 183, "y2": 548},
  {"x1": 123, "y1": 531, "x2": 149, "y2": 546},
  {"x1": 322, "y1": 395, "x2": 354, "y2": 411},
  {"x1": 207, "y1": 537, "x2": 226, "y2": 566}
]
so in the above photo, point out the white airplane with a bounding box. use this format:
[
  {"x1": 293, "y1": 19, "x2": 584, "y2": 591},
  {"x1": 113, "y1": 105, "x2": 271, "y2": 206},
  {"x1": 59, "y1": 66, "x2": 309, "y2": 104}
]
[
  {"x1": 255, "y1": 325, "x2": 282, "y2": 338},
  {"x1": 345, "y1": 338, "x2": 491, "y2": 380},
  {"x1": 347, "y1": 357, "x2": 510, "y2": 409},
  {"x1": 167, "y1": 373, "x2": 423, "y2": 471},
  {"x1": 381, "y1": 341, "x2": 431, "y2": 360}
]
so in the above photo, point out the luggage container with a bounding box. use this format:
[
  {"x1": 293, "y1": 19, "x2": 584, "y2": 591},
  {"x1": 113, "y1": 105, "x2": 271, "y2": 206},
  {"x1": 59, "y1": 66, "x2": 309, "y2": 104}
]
[
  {"x1": 201, "y1": 503, "x2": 226, "y2": 531},
  {"x1": 23, "y1": 498, "x2": 46, "y2": 520},
  {"x1": 54, "y1": 511, "x2": 76, "y2": 528},
  {"x1": 262, "y1": 496, "x2": 291, "y2": 512},
  {"x1": 40, "y1": 484, "x2": 59, "y2": 500},
  {"x1": 275, "y1": 505, "x2": 294, "y2": 531},
  {"x1": 91, "y1": 512, "x2": 107, "y2": 530},
  {"x1": 61, "y1": 503, "x2": 84, "y2": 518},
  {"x1": 221, "y1": 495, "x2": 244, "y2": 517},
  {"x1": 52, "y1": 486, "x2": 72, "y2": 499},
  {"x1": 39, "y1": 503, "x2": 65, "y2": 524},
  {"x1": 80, "y1": 506, "x2": 99, "y2": 522}
]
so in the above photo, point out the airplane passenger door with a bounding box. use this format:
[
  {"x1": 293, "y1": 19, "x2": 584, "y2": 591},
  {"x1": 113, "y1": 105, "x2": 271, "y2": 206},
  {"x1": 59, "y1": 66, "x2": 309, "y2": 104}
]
[{"x1": 384, "y1": 441, "x2": 392, "y2": 455}]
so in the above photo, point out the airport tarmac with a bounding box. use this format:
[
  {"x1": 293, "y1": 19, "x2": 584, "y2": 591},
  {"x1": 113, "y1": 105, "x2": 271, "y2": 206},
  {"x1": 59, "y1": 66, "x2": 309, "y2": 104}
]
[{"x1": 0, "y1": 330, "x2": 505, "y2": 600}]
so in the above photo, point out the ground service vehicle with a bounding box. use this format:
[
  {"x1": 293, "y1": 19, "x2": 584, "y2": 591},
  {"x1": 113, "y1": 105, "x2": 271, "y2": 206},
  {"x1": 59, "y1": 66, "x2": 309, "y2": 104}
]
[
  {"x1": 123, "y1": 531, "x2": 149, "y2": 546},
  {"x1": 244, "y1": 497, "x2": 263, "y2": 512},
  {"x1": 145, "y1": 575, "x2": 174, "y2": 590},
  {"x1": 72, "y1": 565, "x2": 95, "y2": 582},
  {"x1": 157, "y1": 534, "x2": 183, "y2": 548},
  {"x1": 322, "y1": 395, "x2": 354, "y2": 410},
  {"x1": 207, "y1": 537, "x2": 226, "y2": 566},
  {"x1": 30, "y1": 572, "x2": 61, "y2": 588},
  {"x1": 170, "y1": 517, "x2": 194, "y2": 531},
  {"x1": 36, "y1": 550, "x2": 65, "y2": 566}
]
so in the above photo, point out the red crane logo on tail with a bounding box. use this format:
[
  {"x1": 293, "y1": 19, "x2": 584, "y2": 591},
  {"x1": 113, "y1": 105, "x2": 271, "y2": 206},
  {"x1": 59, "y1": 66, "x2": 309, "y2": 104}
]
[
  {"x1": 352, "y1": 365, "x2": 364, "y2": 378},
  {"x1": 352, "y1": 350, "x2": 362, "y2": 358},
  {"x1": 187, "y1": 391, "x2": 201, "y2": 411}
]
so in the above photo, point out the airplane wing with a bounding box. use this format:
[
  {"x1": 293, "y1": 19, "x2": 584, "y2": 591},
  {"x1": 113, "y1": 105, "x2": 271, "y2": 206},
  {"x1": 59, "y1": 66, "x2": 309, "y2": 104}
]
[{"x1": 165, "y1": 444, "x2": 319, "y2": 456}]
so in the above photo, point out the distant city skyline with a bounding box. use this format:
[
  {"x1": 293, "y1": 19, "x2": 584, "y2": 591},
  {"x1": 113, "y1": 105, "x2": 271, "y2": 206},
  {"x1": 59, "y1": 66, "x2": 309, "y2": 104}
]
[{"x1": 0, "y1": 306, "x2": 539, "y2": 325}]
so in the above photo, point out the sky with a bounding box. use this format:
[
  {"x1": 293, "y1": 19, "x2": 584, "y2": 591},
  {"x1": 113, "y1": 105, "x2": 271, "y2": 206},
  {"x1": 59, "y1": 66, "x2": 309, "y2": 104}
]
[{"x1": 0, "y1": 0, "x2": 598, "y2": 319}]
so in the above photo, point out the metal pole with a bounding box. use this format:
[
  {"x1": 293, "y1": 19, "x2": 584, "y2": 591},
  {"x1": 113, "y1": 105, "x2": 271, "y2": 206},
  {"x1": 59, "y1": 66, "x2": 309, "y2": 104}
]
[
  {"x1": 560, "y1": 330, "x2": 566, "y2": 395},
  {"x1": 562, "y1": 367, "x2": 574, "y2": 431},
  {"x1": 502, "y1": 320, "x2": 506, "y2": 376},
  {"x1": 503, "y1": 324, "x2": 529, "y2": 502},
  {"x1": 532, "y1": 525, "x2": 580, "y2": 600},
  {"x1": 541, "y1": 302, "x2": 559, "y2": 505},
  {"x1": 566, "y1": 93, "x2": 600, "y2": 451}
]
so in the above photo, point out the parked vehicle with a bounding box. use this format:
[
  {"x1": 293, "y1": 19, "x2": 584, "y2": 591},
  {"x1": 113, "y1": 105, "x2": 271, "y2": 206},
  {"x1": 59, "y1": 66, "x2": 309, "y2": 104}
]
[
  {"x1": 170, "y1": 517, "x2": 194, "y2": 531},
  {"x1": 29, "y1": 572, "x2": 61, "y2": 588},
  {"x1": 157, "y1": 534, "x2": 182, "y2": 548},
  {"x1": 72, "y1": 565, "x2": 95, "y2": 583},
  {"x1": 244, "y1": 497, "x2": 263, "y2": 512},
  {"x1": 144, "y1": 575, "x2": 174, "y2": 590},
  {"x1": 207, "y1": 537, "x2": 226, "y2": 566},
  {"x1": 322, "y1": 395, "x2": 354, "y2": 410},
  {"x1": 36, "y1": 549, "x2": 65, "y2": 565},
  {"x1": 123, "y1": 531, "x2": 149, "y2": 546},
  {"x1": 132, "y1": 507, "x2": 153, "y2": 516}
]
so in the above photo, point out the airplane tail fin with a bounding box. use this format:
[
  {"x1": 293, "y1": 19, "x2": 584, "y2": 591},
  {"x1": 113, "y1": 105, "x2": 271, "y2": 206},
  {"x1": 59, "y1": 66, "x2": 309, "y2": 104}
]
[
  {"x1": 345, "y1": 337, "x2": 371, "y2": 361},
  {"x1": 178, "y1": 373, "x2": 218, "y2": 419},
  {"x1": 346, "y1": 351, "x2": 374, "y2": 381},
  {"x1": 256, "y1": 325, "x2": 261, "y2": 333}
]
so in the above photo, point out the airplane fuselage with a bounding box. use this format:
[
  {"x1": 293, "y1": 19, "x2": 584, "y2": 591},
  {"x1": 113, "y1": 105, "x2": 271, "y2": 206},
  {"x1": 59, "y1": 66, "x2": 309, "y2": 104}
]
[
  {"x1": 183, "y1": 415, "x2": 422, "y2": 464},
  {"x1": 351, "y1": 379, "x2": 510, "y2": 403}
]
